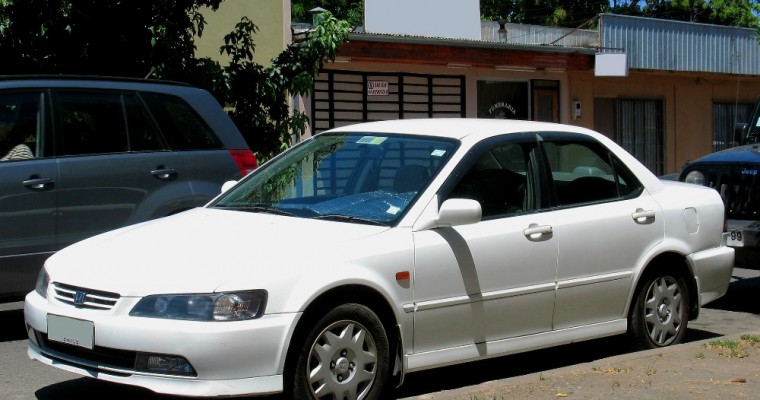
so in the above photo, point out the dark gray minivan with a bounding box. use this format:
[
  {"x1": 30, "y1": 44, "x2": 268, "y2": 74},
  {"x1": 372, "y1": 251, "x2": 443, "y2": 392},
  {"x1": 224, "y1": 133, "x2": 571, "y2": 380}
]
[{"x1": 0, "y1": 76, "x2": 257, "y2": 300}]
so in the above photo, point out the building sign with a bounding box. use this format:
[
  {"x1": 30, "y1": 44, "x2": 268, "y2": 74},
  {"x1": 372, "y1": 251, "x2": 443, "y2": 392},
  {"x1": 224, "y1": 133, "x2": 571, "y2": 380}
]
[
  {"x1": 477, "y1": 81, "x2": 528, "y2": 120},
  {"x1": 487, "y1": 102, "x2": 518, "y2": 118},
  {"x1": 367, "y1": 81, "x2": 389, "y2": 96}
]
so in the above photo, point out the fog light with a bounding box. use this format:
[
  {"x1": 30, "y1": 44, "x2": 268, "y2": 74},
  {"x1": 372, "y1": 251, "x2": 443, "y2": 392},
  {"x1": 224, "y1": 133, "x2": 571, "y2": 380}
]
[{"x1": 135, "y1": 353, "x2": 196, "y2": 376}]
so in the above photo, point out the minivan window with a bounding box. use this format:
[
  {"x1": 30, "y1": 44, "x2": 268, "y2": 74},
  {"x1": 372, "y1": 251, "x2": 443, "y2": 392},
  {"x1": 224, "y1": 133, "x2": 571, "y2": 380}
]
[
  {"x1": 141, "y1": 92, "x2": 222, "y2": 150},
  {"x1": 0, "y1": 92, "x2": 43, "y2": 160},
  {"x1": 55, "y1": 91, "x2": 164, "y2": 156}
]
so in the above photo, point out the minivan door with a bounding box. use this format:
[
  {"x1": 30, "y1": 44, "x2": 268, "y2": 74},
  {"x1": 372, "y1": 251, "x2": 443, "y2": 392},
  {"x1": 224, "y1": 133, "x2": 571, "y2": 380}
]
[
  {"x1": 52, "y1": 90, "x2": 192, "y2": 249},
  {"x1": 0, "y1": 91, "x2": 57, "y2": 296}
]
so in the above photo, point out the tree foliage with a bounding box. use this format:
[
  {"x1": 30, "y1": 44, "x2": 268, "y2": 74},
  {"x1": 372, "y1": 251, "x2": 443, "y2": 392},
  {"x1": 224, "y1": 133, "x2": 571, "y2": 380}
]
[
  {"x1": 221, "y1": 13, "x2": 350, "y2": 160},
  {"x1": 292, "y1": 0, "x2": 363, "y2": 26},
  {"x1": 611, "y1": 0, "x2": 760, "y2": 28},
  {"x1": 481, "y1": 0, "x2": 610, "y2": 27},
  {"x1": 0, "y1": 0, "x2": 222, "y2": 78}
]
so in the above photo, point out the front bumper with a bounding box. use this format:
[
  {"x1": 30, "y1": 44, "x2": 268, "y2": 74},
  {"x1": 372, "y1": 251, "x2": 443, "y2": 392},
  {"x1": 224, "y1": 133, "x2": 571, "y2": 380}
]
[{"x1": 24, "y1": 290, "x2": 298, "y2": 397}]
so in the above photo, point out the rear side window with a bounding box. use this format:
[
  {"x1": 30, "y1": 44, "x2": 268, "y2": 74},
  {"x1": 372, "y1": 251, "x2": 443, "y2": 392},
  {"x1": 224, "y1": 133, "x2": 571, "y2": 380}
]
[
  {"x1": 55, "y1": 91, "x2": 164, "y2": 156},
  {"x1": 141, "y1": 92, "x2": 222, "y2": 150},
  {"x1": 542, "y1": 139, "x2": 642, "y2": 206}
]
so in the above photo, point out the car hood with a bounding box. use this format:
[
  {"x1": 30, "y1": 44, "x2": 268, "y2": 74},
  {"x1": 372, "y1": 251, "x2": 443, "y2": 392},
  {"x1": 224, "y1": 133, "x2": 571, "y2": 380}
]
[
  {"x1": 45, "y1": 208, "x2": 389, "y2": 297},
  {"x1": 688, "y1": 144, "x2": 760, "y2": 165}
]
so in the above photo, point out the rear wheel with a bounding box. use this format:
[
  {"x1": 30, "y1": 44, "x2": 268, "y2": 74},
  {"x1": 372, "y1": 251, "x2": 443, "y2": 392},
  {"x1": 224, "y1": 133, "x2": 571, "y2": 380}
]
[
  {"x1": 289, "y1": 303, "x2": 390, "y2": 400},
  {"x1": 629, "y1": 273, "x2": 689, "y2": 349}
]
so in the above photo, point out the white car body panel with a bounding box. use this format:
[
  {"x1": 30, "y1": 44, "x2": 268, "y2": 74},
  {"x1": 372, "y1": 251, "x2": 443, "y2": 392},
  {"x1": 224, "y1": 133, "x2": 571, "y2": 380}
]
[{"x1": 24, "y1": 119, "x2": 733, "y2": 398}]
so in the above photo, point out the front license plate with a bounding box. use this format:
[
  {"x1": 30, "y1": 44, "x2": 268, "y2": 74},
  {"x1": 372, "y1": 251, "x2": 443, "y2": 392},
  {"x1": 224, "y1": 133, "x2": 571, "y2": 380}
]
[
  {"x1": 47, "y1": 315, "x2": 94, "y2": 350},
  {"x1": 727, "y1": 229, "x2": 744, "y2": 247}
]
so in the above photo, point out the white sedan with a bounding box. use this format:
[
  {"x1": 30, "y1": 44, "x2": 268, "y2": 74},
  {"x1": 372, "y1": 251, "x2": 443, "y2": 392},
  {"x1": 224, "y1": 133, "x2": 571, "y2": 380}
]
[{"x1": 25, "y1": 119, "x2": 734, "y2": 399}]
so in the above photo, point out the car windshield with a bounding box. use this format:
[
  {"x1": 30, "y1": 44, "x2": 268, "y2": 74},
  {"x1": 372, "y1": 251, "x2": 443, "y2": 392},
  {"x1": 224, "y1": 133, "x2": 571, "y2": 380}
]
[{"x1": 212, "y1": 132, "x2": 458, "y2": 225}]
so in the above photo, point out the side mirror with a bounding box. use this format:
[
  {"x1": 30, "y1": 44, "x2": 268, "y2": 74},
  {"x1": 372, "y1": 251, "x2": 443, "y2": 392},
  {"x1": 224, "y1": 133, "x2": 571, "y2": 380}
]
[
  {"x1": 734, "y1": 122, "x2": 749, "y2": 146},
  {"x1": 221, "y1": 180, "x2": 237, "y2": 193},
  {"x1": 434, "y1": 198, "x2": 482, "y2": 228}
]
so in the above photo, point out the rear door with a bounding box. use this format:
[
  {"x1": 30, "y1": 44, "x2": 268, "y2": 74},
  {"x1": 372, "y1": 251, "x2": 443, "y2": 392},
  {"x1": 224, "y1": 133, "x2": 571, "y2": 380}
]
[
  {"x1": 539, "y1": 134, "x2": 664, "y2": 330},
  {"x1": 141, "y1": 92, "x2": 241, "y2": 203},
  {"x1": 52, "y1": 89, "x2": 193, "y2": 249}
]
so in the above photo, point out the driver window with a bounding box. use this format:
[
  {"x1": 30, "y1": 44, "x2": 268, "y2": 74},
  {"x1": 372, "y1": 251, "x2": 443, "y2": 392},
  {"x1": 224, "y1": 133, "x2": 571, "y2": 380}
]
[{"x1": 449, "y1": 143, "x2": 534, "y2": 219}]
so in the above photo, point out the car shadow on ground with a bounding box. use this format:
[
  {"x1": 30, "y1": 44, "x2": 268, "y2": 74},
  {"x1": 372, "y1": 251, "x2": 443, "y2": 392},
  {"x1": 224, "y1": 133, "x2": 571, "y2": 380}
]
[{"x1": 705, "y1": 274, "x2": 760, "y2": 315}]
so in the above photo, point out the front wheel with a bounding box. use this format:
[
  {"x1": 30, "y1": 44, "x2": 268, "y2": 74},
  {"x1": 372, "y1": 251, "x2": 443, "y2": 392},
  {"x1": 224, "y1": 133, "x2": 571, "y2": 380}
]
[
  {"x1": 289, "y1": 304, "x2": 390, "y2": 400},
  {"x1": 629, "y1": 273, "x2": 689, "y2": 349}
]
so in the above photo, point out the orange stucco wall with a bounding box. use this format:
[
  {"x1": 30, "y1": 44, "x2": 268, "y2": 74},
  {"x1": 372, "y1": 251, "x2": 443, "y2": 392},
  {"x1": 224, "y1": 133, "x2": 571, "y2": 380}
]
[{"x1": 569, "y1": 70, "x2": 760, "y2": 174}]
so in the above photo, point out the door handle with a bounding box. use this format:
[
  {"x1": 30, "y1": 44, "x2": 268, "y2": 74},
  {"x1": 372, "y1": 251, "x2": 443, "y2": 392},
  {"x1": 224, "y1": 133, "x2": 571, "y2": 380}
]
[
  {"x1": 22, "y1": 176, "x2": 55, "y2": 191},
  {"x1": 631, "y1": 209, "x2": 656, "y2": 223},
  {"x1": 151, "y1": 167, "x2": 178, "y2": 181},
  {"x1": 523, "y1": 223, "x2": 553, "y2": 240}
]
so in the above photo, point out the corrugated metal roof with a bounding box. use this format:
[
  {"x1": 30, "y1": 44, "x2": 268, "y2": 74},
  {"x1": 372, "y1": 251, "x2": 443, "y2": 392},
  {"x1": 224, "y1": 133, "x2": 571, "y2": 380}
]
[
  {"x1": 481, "y1": 21, "x2": 600, "y2": 48},
  {"x1": 600, "y1": 13, "x2": 760, "y2": 75},
  {"x1": 346, "y1": 31, "x2": 597, "y2": 54}
]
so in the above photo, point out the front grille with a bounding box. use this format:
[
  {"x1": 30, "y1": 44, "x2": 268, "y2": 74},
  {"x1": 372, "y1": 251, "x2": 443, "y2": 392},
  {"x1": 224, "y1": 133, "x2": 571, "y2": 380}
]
[
  {"x1": 37, "y1": 329, "x2": 137, "y2": 370},
  {"x1": 698, "y1": 165, "x2": 760, "y2": 220},
  {"x1": 53, "y1": 282, "x2": 120, "y2": 310}
]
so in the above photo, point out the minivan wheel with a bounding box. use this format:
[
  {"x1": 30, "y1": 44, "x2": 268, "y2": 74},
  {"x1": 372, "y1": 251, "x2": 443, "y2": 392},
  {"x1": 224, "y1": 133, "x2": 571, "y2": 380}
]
[
  {"x1": 629, "y1": 274, "x2": 689, "y2": 349},
  {"x1": 290, "y1": 303, "x2": 390, "y2": 400}
]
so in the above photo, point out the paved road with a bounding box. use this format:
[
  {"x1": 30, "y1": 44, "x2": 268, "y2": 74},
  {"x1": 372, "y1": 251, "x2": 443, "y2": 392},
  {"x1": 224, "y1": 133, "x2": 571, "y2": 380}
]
[{"x1": 1, "y1": 268, "x2": 759, "y2": 400}]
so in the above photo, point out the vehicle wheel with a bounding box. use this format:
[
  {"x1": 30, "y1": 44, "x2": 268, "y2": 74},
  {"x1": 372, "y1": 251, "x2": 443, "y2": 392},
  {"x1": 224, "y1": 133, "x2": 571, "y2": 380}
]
[
  {"x1": 290, "y1": 303, "x2": 390, "y2": 400},
  {"x1": 629, "y1": 273, "x2": 689, "y2": 349}
]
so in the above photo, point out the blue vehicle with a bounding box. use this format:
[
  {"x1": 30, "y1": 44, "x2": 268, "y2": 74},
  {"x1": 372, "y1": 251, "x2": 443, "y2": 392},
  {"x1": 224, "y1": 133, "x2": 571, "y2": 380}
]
[{"x1": 679, "y1": 98, "x2": 760, "y2": 268}]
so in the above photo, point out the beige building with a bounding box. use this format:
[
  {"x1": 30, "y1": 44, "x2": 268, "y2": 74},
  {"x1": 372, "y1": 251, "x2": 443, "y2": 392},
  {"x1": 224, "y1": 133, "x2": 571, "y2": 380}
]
[{"x1": 195, "y1": 0, "x2": 291, "y2": 66}]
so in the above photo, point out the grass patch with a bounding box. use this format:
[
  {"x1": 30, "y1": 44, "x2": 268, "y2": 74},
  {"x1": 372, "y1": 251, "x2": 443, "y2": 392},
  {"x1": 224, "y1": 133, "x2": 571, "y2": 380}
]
[
  {"x1": 705, "y1": 339, "x2": 750, "y2": 358},
  {"x1": 740, "y1": 334, "x2": 760, "y2": 345}
]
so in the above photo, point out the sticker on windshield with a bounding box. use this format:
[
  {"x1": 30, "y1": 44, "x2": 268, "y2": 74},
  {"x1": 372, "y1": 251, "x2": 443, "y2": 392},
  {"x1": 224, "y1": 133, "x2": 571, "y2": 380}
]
[
  {"x1": 387, "y1": 205, "x2": 401, "y2": 215},
  {"x1": 431, "y1": 149, "x2": 447, "y2": 157},
  {"x1": 357, "y1": 136, "x2": 388, "y2": 145}
]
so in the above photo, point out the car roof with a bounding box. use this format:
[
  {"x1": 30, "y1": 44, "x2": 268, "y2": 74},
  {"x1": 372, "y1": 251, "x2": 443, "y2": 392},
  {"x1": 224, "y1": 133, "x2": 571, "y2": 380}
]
[
  {"x1": 0, "y1": 75, "x2": 194, "y2": 92},
  {"x1": 325, "y1": 118, "x2": 598, "y2": 140}
]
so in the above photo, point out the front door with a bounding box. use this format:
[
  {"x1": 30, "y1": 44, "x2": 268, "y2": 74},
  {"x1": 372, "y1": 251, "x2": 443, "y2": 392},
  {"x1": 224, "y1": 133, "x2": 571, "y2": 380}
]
[
  {"x1": 411, "y1": 137, "x2": 558, "y2": 354},
  {"x1": 0, "y1": 91, "x2": 56, "y2": 295}
]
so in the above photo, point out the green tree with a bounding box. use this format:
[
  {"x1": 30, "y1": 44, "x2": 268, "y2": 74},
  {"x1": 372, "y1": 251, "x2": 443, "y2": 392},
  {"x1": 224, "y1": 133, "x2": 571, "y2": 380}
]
[
  {"x1": 0, "y1": 0, "x2": 222, "y2": 78},
  {"x1": 611, "y1": 0, "x2": 760, "y2": 28},
  {"x1": 221, "y1": 13, "x2": 351, "y2": 159},
  {"x1": 481, "y1": 0, "x2": 610, "y2": 27},
  {"x1": 292, "y1": 0, "x2": 363, "y2": 26}
]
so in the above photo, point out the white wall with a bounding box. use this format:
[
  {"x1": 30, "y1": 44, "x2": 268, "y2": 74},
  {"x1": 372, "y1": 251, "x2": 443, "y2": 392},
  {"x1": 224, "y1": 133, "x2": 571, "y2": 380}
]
[{"x1": 364, "y1": 0, "x2": 480, "y2": 40}]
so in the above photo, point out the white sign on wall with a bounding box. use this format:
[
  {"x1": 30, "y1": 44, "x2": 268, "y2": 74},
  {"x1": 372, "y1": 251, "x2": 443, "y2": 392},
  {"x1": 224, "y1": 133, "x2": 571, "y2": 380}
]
[
  {"x1": 367, "y1": 81, "x2": 389, "y2": 96},
  {"x1": 595, "y1": 53, "x2": 628, "y2": 77},
  {"x1": 365, "y1": 0, "x2": 481, "y2": 40}
]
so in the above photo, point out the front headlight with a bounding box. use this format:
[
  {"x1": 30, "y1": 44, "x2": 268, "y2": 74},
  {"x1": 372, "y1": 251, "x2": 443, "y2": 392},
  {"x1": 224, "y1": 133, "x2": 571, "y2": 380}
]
[
  {"x1": 35, "y1": 268, "x2": 49, "y2": 299},
  {"x1": 684, "y1": 170, "x2": 706, "y2": 186},
  {"x1": 130, "y1": 291, "x2": 267, "y2": 321}
]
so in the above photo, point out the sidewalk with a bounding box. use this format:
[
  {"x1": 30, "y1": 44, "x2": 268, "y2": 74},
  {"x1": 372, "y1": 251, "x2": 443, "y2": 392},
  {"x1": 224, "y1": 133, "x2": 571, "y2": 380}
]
[{"x1": 401, "y1": 331, "x2": 760, "y2": 399}]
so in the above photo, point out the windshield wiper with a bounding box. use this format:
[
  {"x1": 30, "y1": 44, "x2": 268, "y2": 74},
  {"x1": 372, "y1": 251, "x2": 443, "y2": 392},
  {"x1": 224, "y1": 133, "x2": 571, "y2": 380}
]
[
  {"x1": 215, "y1": 204, "x2": 297, "y2": 217},
  {"x1": 311, "y1": 214, "x2": 389, "y2": 226}
]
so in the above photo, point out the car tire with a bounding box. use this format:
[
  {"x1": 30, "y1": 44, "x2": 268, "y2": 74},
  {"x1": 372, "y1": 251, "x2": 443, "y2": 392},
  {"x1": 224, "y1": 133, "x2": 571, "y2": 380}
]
[
  {"x1": 629, "y1": 272, "x2": 689, "y2": 349},
  {"x1": 289, "y1": 303, "x2": 390, "y2": 400}
]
